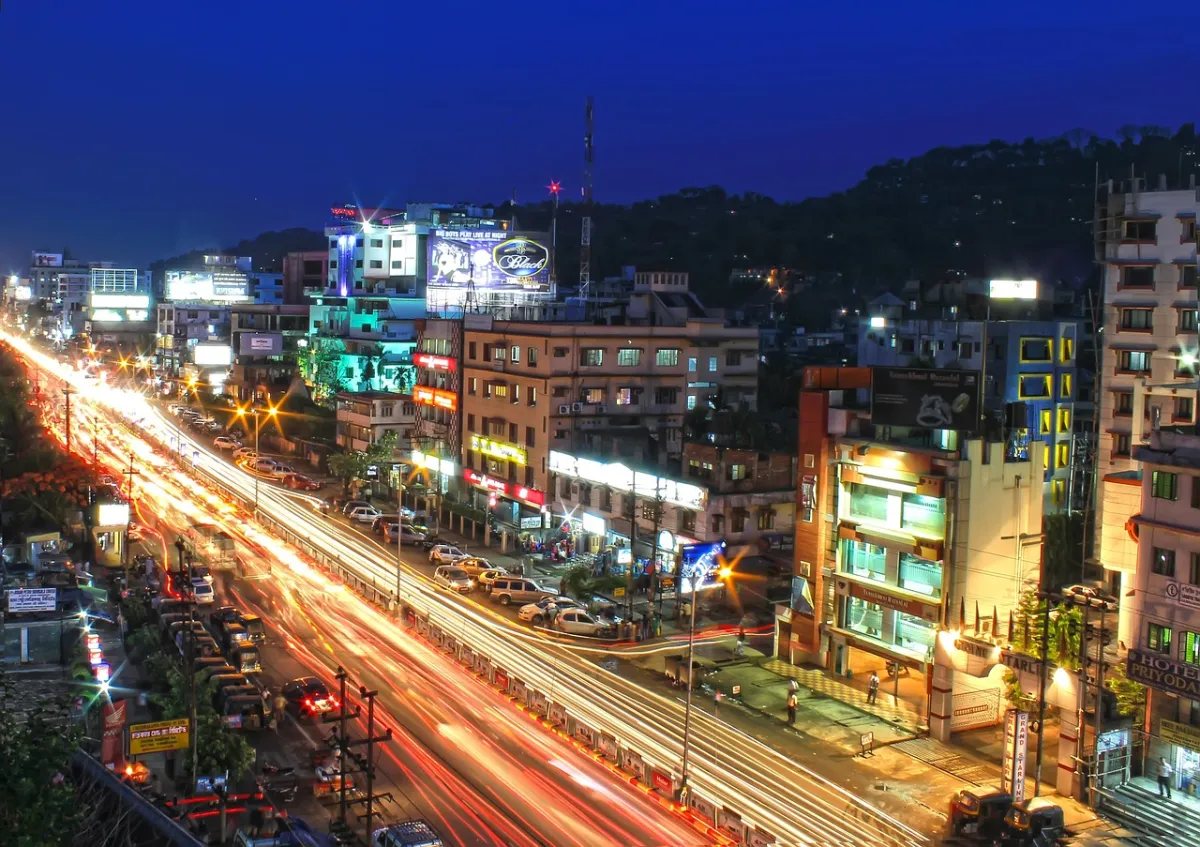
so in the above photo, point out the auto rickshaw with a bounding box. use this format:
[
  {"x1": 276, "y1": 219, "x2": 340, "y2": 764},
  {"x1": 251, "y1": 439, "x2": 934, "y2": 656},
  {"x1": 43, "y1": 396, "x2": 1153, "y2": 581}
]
[
  {"x1": 222, "y1": 694, "x2": 267, "y2": 731},
  {"x1": 949, "y1": 786, "x2": 1013, "y2": 838},
  {"x1": 1003, "y1": 797, "x2": 1066, "y2": 845}
]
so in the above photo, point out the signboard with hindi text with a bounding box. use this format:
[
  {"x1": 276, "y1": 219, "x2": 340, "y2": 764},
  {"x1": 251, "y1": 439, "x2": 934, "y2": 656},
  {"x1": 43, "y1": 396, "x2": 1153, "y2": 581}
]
[{"x1": 128, "y1": 718, "x2": 191, "y2": 755}]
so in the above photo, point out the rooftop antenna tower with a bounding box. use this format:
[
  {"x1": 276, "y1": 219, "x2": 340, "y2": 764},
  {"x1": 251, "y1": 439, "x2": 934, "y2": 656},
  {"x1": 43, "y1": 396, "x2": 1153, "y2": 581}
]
[
  {"x1": 548, "y1": 180, "x2": 562, "y2": 287},
  {"x1": 579, "y1": 96, "x2": 594, "y2": 300}
]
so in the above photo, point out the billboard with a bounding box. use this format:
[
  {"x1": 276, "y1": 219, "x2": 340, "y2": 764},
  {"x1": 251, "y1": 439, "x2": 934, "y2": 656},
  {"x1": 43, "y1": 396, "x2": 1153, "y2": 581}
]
[
  {"x1": 128, "y1": 717, "x2": 190, "y2": 755},
  {"x1": 193, "y1": 343, "x2": 233, "y2": 367},
  {"x1": 679, "y1": 540, "x2": 727, "y2": 593},
  {"x1": 6, "y1": 587, "x2": 57, "y2": 612},
  {"x1": 33, "y1": 252, "x2": 63, "y2": 268},
  {"x1": 413, "y1": 385, "x2": 457, "y2": 412},
  {"x1": 165, "y1": 270, "x2": 250, "y2": 303},
  {"x1": 239, "y1": 333, "x2": 283, "y2": 356},
  {"x1": 427, "y1": 229, "x2": 551, "y2": 294},
  {"x1": 870, "y1": 367, "x2": 981, "y2": 432}
]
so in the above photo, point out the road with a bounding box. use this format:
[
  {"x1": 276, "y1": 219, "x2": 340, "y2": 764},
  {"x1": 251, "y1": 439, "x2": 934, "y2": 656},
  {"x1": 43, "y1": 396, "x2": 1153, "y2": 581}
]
[{"x1": 11, "y1": 331, "x2": 930, "y2": 846}]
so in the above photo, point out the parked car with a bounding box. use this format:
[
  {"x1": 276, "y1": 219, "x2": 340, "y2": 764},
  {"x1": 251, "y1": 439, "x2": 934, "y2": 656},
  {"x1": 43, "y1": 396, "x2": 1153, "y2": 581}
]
[
  {"x1": 281, "y1": 676, "x2": 339, "y2": 720},
  {"x1": 518, "y1": 596, "x2": 585, "y2": 626},
  {"x1": 475, "y1": 568, "x2": 508, "y2": 593},
  {"x1": 189, "y1": 581, "x2": 216, "y2": 606},
  {"x1": 433, "y1": 566, "x2": 473, "y2": 593},
  {"x1": 267, "y1": 463, "x2": 296, "y2": 479},
  {"x1": 341, "y1": 500, "x2": 371, "y2": 516},
  {"x1": 428, "y1": 545, "x2": 467, "y2": 565},
  {"x1": 371, "y1": 821, "x2": 444, "y2": 847},
  {"x1": 457, "y1": 557, "x2": 493, "y2": 577},
  {"x1": 251, "y1": 458, "x2": 279, "y2": 474},
  {"x1": 284, "y1": 473, "x2": 322, "y2": 491},
  {"x1": 371, "y1": 514, "x2": 401, "y2": 535},
  {"x1": 1063, "y1": 584, "x2": 1118, "y2": 609},
  {"x1": 490, "y1": 577, "x2": 555, "y2": 607},
  {"x1": 348, "y1": 505, "x2": 383, "y2": 524},
  {"x1": 383, "y1": 523, "x2": 426, "y2": 544},
  {"x1": 233, "y1": 447, "x2": 258, "y2": 460},
  {"x1": 213, "y1": 436, "x2": 241, "y2": 450},
  {"x1": 554, "y1": 608, "x2": 614, "y2": 637}
]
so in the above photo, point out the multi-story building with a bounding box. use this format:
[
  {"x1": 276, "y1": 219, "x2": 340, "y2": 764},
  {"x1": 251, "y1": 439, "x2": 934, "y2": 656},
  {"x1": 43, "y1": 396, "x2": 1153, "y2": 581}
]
[
  {"x1": 1097, "y1": 178, "x2": 1199, "y2": 595},
  {"x1": 282, "y1": 251, "x2": 328, "y2": 305},
  {"x1": 335, "y1": 390, "x2": 416, "y2": 453},
  {"x1": 249, "y1": 272, "x2": 284, "y2": 305},
  {"x1": 154, "y1": 303, "x2": 231, "y2": 381},
  {"x1": 410, "y1": 318, "x2": 463, "y2": 498},
  {"x1": 781, "y1": 366, "x2": 1043, "y2": 718},
  {"x1": 460, "y1": 276, "x2": 759, "y2": 532},
  {"x1": 859, "y1": 314, "x2": 1091, "y2": 511},
  {"x1": 680, "y1": 443, "x2": 796, "y2": 551},
  {"x1": 227, "y1": 304, "x2": 309, "y2": 403},
  {"x1": 1121, "y1": 429, "x2": 1200, "y2": 793}
]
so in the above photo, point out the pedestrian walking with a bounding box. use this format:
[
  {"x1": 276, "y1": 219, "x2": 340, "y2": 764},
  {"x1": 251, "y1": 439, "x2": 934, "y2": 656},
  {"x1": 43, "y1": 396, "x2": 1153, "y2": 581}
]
[
  {"x1": 786, "y1": 691, "x2": 797, "y2": 726},
  {"x1": 1158, "y1": 757, "x2": 1174, "y2": 799},
  {"x1": 733, "y1": 635, "x2": 745, "y2": 658},
  {"x1": 713, "y1": 688, "x2": 723, "y2": 717},
  {"x1": 272, "y1": 692, "x2": 287, "y2": 733},
  {"x1": 788, "y1": 678, "x2": 799, "y2": 697},
  {"x1": 867, "y1": 670, "x2": 880, "y2": 705}
]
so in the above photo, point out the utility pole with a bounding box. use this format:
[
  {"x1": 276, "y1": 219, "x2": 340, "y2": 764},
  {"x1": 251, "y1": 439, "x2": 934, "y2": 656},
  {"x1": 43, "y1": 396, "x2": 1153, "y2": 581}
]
[
  {"x1": 1033, "y1": 591, "x2": 1052, "y2": 796},
  {"x1": 321, "y1": 667, "x2": 358, "y2": 827},
  {"x1": 679, "y1": 571, "x2": 700, "y2": 801},
  {"x1": 578, "y1": 96, "x2": 594, "y2": 300},
  {"x1": 63, "y1": 386, "x2": 75, "y2": 452},
  {"x1": 347, "y1": 686, "x2": 393, "y2": 838},
  {"x1": 395, "y1": 482, "x2": 406, "y2": 606}
]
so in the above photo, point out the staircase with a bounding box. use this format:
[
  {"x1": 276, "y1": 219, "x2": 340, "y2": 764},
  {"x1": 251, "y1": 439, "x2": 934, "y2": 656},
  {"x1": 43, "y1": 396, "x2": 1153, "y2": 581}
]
[{"x1": 1097, "y1": 781, "x2": 1200, "y2": 847}]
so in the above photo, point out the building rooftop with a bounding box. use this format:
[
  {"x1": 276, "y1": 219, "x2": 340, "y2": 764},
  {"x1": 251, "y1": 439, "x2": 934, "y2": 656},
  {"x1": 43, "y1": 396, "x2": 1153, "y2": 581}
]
[
  {"x1": 1134, "y1": 429, "x2": 1200, "y2": 470},
  {"x1": 335, "y1": 390, "x2": 407, "y2": 401}
]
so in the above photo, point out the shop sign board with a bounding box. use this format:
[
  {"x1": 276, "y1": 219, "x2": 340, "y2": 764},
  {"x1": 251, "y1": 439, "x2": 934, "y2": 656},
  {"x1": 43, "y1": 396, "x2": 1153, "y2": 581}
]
[
  {"x1": 871, "y1": 367, "x2": 981, "y2": 432},
  {"x1": 1160, "y1": 719, "x2": 1200, "y2": 753},
  {"x1": 1000, "y1": 709, "x2": 1029, "y2": 803},
  {"x1": 834, "y1": 576, "x2": 940, "y2": 623},
  {"x1": 1127, "y1": 649, "x2": 1200, "y2": 698},
  {"x1": 6, "y1": 587, "x2": 57, "y2": 612},
  {"x1": 129, "y1": 717, "x2": 190, "y2": 755}
]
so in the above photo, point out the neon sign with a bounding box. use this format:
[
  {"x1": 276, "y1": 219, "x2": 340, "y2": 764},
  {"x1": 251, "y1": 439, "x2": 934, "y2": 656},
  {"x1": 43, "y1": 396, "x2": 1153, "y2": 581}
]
[
  {"x1": 462, "y1": 469, "x2": 545, "y2": 506},
  {"x1": 413, "y1": 386, "x2": 457, "y2": 412},
  {"x1": 415, "y1": 353, "x2": 456, "y2": 372},
  {"x1": 470, "y1": 434, "x2": 527, "y2": 465}
]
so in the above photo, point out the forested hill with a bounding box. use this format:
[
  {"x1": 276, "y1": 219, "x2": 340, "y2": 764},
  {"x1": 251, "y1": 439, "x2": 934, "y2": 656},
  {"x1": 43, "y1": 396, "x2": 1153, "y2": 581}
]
[{"x1": 157, "y1": 125, "x2": 1197, "y2": 308}]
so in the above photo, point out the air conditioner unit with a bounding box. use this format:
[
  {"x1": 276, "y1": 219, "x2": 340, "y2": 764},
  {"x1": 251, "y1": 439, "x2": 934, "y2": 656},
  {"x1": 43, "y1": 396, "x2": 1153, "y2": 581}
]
[
  {"x1": 571, "y1": 402, "x2": 584, "y2": 412},
  {"x1": 558, "y1": 404, "x2": 570, "y2": 415}
]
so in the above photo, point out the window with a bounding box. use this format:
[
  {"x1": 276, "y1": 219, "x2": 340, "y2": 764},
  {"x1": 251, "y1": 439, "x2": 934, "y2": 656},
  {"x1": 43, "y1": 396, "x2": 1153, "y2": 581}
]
[
  {"x1": 708, "y1": 356, "x2": 718, "y2": 372},
  {"x1": 1181, "y1": 309, "x2": 1198, "y2": 332},
  {"x1": 688, "y1": 460, "x2": 715, "y2": 480},
  {"x1": 600, "y1": 488, "x2": 612, "y2": 512},
  {"x1": 688, "y1": 357, "x2": 697, "y2": 372},
  {"x1": 1040, "y1": 409, "x2": 1052, "y2": 435},
  {"x1": 1123, "y1": 220, "x2": 1157, "y2": 242},
  {"x1": 1060, "y1": 337, "x2": 1075, "y2": 363},
  {"x1": 1056, "y1": 442, "x2": 1069, "y2": 469},
  {"x1": 553, "y1": 346, "x2": 569, "y2": 358},
  {"x1": 391, "y1": 260, "x2": 403, "y2": 269},
  {"x1": 756, "y1": 509, "x2": 775, "y2": 531},
  {"x1": 1114, "y1": 391, "x2": 1134, "y2": 416},
  {"x1": 1018, "y1": 375, "x2": 1051, "y2": 398},
  {"x1": 656, "y1": 348, "x2": 680, "y2": 367},
  {"x1": 355, "y1": 259, "x2": 363, "y2": 269},
  {"x1": 900, "y1": 338, "x2": 915, "y2": 354},
  {"x1": 491, "y1": 383, "x2": 508, "y2": 399},
  {"x1": 1051, "y1": 478, "x2": 1065, "y2": 506},
  {"x1": 616, "y1": 387, "x2": 639, "y2": 406},
  {"x1": 580, "y1": 348, "x2": 603, "y2": 366},
  {"x1": 728, "y1": 463, "x2": 747, "y2": 481},
  {"x1": 1191, "y1": 551, "x2": 1200, "y2": 584},
  {"x1": 1177, "y1": 397, "x2": 1194, "y2": 421},
  {"x1": 731, "y1": 510, "x2": 747, "y2": 533},
  {"x1": 1059, "y1": 373, "x2": 1072, "y2": 398},
  {"x1": 466, "y1": 414, "x2": 476, "y2": 433},
  {"x1": 902, "y1": 493, "x2": 945, "y2": 537},
  {"x1": 369, "y1": 238, "x2": 383, "y2": 248},
  {"x1": 1119, "y1": 308, "x2": 1154, "y2": 330},
  {"x1": 686, "y1": 395, "x2": 697, "y2": 410},
  {"x1": 1184, "y1": 631, "x2": 1200, "y2": 666},
  {"x1": 842, "y1": 540, "x2": 886, "y2": 582},
  {"x1": 525, "y1": 465, "x2": 534, "y2": 487},
  {"x1": 1183, "y1": 265, "x2": 1199, "y2": 289},
  {"x1": 368, "y1": 260, "x2": 383, "y2": 269},
  {"x1": 1020, "y1": 338, "x2": 1052, "y2": 361},
  {"x1": 678, "y1": 510, "x2": 696, "y2": 534},
  {"x1": 1152, "y1": 471, "x2": 1178, "y2": 500},
  {"x1": 528, "y1": 386, "x2": 537, "y2": 406},
  {"x1": 528, "y1": 347, "x2": 538, "y2": 366},
  {"x1": 510, "y1": 345, "x2": 520, "y2": 364},
  {"x1": 710, "y1": 514, "x2": 724, "y2": 534},
  {"x1": 509, "y1": 422, "x2": 518, "y2": 442},
  {"x1": 899, "y1": 554, "x2": 943, "y2": 598},
  {"x1": 1148, "y1": 622, "x2": 1173, "y2": 654},
  {"x1": 511, "y1": 384, "x2": 520, "y2": 404},
  {"x1": 1121, "y1": 266, "x2": 1155, "y2": 288},
  {"x1": 582, "y1": 387, "x2": 604, "y2": 404},
  {"x1": 617, "y1": 348, "x2": 642, "y2": 367},
  {"x1": 1113, "y1": 432, "x2": 1131, "y2": 456},
  {"x1": 468, "y1": 342, "x2": 477, "y2": 360},
  {"x1": 468, "y1": 376, "x2": 477, "y2": 395},
  {"x1": 1184, "y1": 219, "x2": 1198, "y2": 244},
  {"x1": 1118, "y1": 350, "x2": 1151, "y2": 373},
  {"x1": 654, "y1": 387, "x2": 678, "y2": 406},
  {"x1": 726, "y1": 350, "x2": 742, "y2": 367},
  {"x1": 491, "y1": 345, "x2": 506, "y2": 361},
  {"x1": 1058, "y1": 407, "x2": 1071, "y2": 432},
  {"x1": 379, "y1": 403, "x2": 394, "y2": 418},
  {"x1": 525, "y1": 426, "x2": 535, "y2": 448},
  {"x1": 848, "y1": 483, "x2": 890, "y2": 524}
]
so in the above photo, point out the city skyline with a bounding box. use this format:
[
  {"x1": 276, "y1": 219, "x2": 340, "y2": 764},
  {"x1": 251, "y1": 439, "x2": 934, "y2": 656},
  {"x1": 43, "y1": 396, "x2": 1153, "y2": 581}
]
[{"x1": 0, "y1": 1, "x2": 1197, "y2": 271}]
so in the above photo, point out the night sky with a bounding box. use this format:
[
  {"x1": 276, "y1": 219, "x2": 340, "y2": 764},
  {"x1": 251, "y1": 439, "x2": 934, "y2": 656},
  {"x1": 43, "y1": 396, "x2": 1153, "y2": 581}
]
[{"x1": 0, "y1": 0, "x2": 1196, "y2": 271}]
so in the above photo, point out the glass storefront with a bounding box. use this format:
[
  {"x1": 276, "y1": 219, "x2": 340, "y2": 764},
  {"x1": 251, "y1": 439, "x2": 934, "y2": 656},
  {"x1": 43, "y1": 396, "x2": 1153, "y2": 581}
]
[
  {"x1": 846, "y1": 482, "x2": 946, "y2": 539},
  {"x1": 896, "y1": 612, "x2": 936, "y2": 659},
  {"x1": 842, "y1": 539, "x2": 886, "y2": 582},
  {"x1": 846, "y1": 597, "x2": 883, "y2": 639},
  {"x1": 840, "y1": 598, "x2": 936, "y2": 663}
]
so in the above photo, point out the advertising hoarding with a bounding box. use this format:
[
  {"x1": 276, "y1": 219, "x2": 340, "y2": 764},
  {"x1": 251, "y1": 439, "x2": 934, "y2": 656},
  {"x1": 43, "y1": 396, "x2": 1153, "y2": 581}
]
[
  {"x1": 6, "y1": 587, "x2": 57, "y2": 612},
  {"x1": 414, "y1": 353, "x2": 455, "y2": 371},
  {"x1": 470, "y1": 434, "x2": 526, "y2": 465},
  {"x1": 1000, "y1": 709, "x2": 1030, "y2": 803},
  {"x1": 193, "y1": 343, "x2": 233, "y2": 367},
  {"x1": 33, "y1": 252, "x2": 63, "y2": 268},
  {"x1": 679, "y1": 540, "x2": 727, "y2": 593},
  {"x1": 989, "y1": 279, "x2": 1039, "y2": 300},
  {"x1": 548, "y1": 451, "x2": 706, "y2": 510},
  {"x1": 15, "y1": 286, "x2": 32, "y2": 301},
  {"x1": 128, "y1": 717, "x2": 190, "y2": 755},
  {"x1": 870, "y1": 367, "x2": 981, "y2": 432},
  {"x1": 238, "y1": 333, "x2": 283, "y2": 356},
  {"x1": 427, "y1": 229, "x2": 551, "y2": 294},
  {"x1": 165, "y1": 270, "x2": 250, "y2": 303},
  {"x1": 461, "y1": 468, "x2": 545, "y2": 506},
  {"x1": 96, "y1": 502, "x2": 131, "y2": 527},
  {"x1": 413, "y1": 386, "x2": 457, "y2": 412}
]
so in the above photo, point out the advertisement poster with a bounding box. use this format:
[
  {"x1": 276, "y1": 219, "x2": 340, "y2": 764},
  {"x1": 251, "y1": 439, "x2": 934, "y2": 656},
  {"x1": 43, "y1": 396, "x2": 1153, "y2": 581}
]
[
  {"x1": 101, "y1": 699, "x2": 128, "y2": 767},
  {"x1": 427, "y1": 229, "x2": 551, "y2": 293},
  {"x1": 33, "y1": 252, "x2": 63, "y2": 268},
  {"x1": 870, "y1": 367, "x2": 981, "y2": 432},
  {"x1": 679, "y1": 541, "x2": 727, "y2": 593},
  {"x1": 165, "y1": 270, "x2": 250, "y2": 303}
]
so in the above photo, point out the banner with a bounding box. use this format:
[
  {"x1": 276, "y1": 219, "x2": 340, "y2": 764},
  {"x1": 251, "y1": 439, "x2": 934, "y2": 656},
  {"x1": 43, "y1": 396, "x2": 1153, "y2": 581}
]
[
  {"x1": 871, "y1": 367, "x2": 981, "y2": 432},
  {"x1": 1000, "y1": 709, "x2": 1029, "y2": 803},
  {"x1": 128, "y1": 717, "x2": 191, "y2": 755},
  {"x1": 102, "y1": 699, "x2": 128, "y2": 767}
]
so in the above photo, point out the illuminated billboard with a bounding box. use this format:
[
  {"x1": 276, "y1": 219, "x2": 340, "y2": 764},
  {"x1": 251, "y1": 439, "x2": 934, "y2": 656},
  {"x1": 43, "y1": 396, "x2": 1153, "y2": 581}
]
[
  {"x1": 414, "y1": 353, "x2": 456, "y2": 371},
  {"x1": 239, "y1": 333, "x2": 283, "y2": 356},
  {"x1": 165, "y1": 270, "x2": 250, "y2": 303},
  {"x1": 33, "y1": 252, "x2": 63, "y2": 268},
  {"x1": 193, "y1": 343, "x2": 233, "y2": 367},
  {"x1": 427, "y1": 229, "x2": 551, "y2": 295},
  {"x1": 413, "y1": 385, "x2": 457, "y2": 412},
  {"x1": 679, "y1": 540, "x2": 727, "y2": 594},
  {"x1": 87, "y1": 292, "x2": 151, "y2": 324}
]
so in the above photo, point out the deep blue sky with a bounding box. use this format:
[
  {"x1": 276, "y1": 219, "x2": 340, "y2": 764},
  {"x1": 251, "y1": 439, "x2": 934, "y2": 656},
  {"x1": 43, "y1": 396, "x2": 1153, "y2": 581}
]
[{"x1": 0, "y1": 0, "x2": 1197, "y2": 272}]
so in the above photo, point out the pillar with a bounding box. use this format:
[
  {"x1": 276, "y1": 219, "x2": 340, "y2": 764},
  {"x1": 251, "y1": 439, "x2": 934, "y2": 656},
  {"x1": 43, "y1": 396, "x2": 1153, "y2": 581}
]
[
  {"x1": 929, "y1": 663, "x2": 954, "y2": 742},
  {"x1": 1057, "y1": 704, "x2": 1082, "y2": 799},
  {"x1": 500, "y1": 530, "x2": 508, "y2": 554}
]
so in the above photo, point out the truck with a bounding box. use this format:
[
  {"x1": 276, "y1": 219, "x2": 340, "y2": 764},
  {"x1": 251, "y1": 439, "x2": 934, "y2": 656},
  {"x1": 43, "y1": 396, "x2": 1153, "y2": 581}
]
[{"x1": 184, "y1": 524, "x2": 238, "y2": 573}]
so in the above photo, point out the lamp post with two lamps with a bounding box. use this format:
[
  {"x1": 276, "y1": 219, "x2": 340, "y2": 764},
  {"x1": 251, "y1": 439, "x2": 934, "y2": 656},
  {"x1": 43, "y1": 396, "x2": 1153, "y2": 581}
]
[
  {"x1": 235, "y1": 403, "x2": 277, "y2": 514},
  {"x1": 678, "y1": 561, "x2": 733, "y2": 801}
]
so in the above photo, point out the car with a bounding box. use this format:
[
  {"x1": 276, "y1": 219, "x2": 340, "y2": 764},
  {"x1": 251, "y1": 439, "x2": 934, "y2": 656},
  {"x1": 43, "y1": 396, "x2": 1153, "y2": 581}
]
[
  {"x1": 189, "y1": 582, "x2": 216, "y2": 606},
  {"x1": 428, "y1": 545, "x2": 467, "y2": 566},
  {"x1": 267, "y1": 463, "x2": 296, "y2": 479},
  {"x1": 457, "y1": 557, "x2": 493, "y2": 577},
  {"x1": 489, "y1": 577, "x2": 555, "y2": 607},
  {"x1": 280, "y1": 676, "x2": 339, "y2": 720},
  {"x1": 475, "y1": 568, "x2": 508, "y2": 593},
  {"x1": 554, "y1": 608, "x2": 615, "y2": 637},
  {"x1": 382, "y1": 523, "x2": 425, "y2": 544},
  {"x1": 204, "y1": 420, "x2": 224, "y2": 432},
  {"x1": 233, "y1": 446, "x2": 258, "y2": 460},
  {"x1": 251, "y1": 458, "x2": 279, "y2": 474},
  {"x1": 348, "y1": 505, "x2": 383, "y2": 524},
  {"x1": 341, "y1": 499, "x2": 371, "y2": 516},
  {"x1": 518, "y1": 596, "x2": 585, "y2": 625},
  {"x1": 371, "y1": 514, "x2": 401, "y2": 535},
  {"x1": 213, "y1": 436, "x2": 242, "y2": 450},
  {"x1": 433, "y1": 566, "x2": 473, "y2": 593},
  {"x1": 190, "y1": 565, "x2": 213, "y2": 585},
  {"x1": 167, "y1": 404, "x2": 185, "y2": 415},
  {"x1": 1063, "y1": 584, "x2": 1118, "y2": 609},
  {"x1": 284, "y1": 473, "x2": 322, "y2": 491}
]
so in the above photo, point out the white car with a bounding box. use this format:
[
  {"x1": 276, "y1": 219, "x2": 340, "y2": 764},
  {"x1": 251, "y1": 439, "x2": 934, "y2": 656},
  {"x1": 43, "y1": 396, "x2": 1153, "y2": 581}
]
[
  {"x1": 518, "y1": 596, "x2": 585, "y2": 626},
  {"x1": 213, "y1": 436, "x2": 241, "y2": 451},
  {"x1": 348, "y1": 505, "x2": 382, "y2": 524},
  {"x1": 433, "y1": 565, "x2": 473, "y2": 593},
  {"x1": 189, "y1": 582, "x2": 215, "y2": 606},
  {"x1": 554, "y1": 608, "x2": 613, "y2": 637},
  {"x1": 251, "y1": 458, "x2": 279, "y2": 474},
  {"x1": 428, "y1": 544, "x2": 467, "y2": 565},
  {"x1": 233, "y1": 447, "x2": 258, "y2": 460},
  {"x1": 267, "y1": 464, "x2": 296, "y2": 479}
]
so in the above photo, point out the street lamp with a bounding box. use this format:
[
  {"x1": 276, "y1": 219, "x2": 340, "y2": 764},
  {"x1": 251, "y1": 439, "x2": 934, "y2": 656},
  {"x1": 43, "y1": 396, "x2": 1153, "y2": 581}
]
[
  {"x1": 236, "y1": 403, "x2": 277, "y2": 515},
  {"x1": 395, "y1": 479, "x2": 407, "y2": 608},
  {"x1": 679, "y1": 563, "x2": 734, "y2": 798}
]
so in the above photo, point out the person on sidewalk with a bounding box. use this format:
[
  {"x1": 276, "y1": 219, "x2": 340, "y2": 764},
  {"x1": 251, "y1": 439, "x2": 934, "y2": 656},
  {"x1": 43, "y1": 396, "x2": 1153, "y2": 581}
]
[
  {"x1": 867, "y1": 670, "x2": 880, "y2": 705},
  {"x1": 788, "y1": 678, "x2": 799, "y2": 697},
  {"x1": 1158, "y1": 757, "x2": 1174, "y2": 799},
  {"x1": 733, "y1": 634, "x2": 745, "y2": 659},
  {"x1": 713, "y1": 688, "x2": 723, "y2": 717},
  {"x1": 786, "y1": 691, "x2": 797, "y2": 726}
]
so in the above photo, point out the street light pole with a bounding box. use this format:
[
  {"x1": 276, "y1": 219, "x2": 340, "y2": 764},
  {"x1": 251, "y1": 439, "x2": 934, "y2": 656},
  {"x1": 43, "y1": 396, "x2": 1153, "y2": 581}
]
[
  {"x1": 395, "y1": 481, "x2": 405, "y2": 605},
  {"x1": 679, "y1": 572, "x2": 699, "y2": 797},
  {"x1": 252, "y1": 409, "x2": 261, "y2": 515}
]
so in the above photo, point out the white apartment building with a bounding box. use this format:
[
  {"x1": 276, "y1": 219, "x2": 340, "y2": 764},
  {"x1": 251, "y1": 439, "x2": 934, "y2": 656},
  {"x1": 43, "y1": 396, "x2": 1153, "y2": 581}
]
[
  {"x1": 335, "y1": 390, "x2": 416, "y2": 453},
  {"x1": 1097, "y1": 179, "x2": 1199, "y2": 593}
]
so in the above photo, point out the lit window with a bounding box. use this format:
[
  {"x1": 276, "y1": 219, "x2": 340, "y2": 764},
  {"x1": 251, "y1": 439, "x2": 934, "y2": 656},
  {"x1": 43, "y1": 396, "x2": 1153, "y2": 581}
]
[
  {"x1": 656, "y1": 348, "x2": 680, "y2": 367},
  {"x1": 1060, "y1": 373, "x2": 1072, "y2": 398},
  {"x1": 1040, "y1": 410, "x2": 1052, "y2": 435},
  {"x1": 1057, "y1": 408, "x2": 1071, "y2": 431},
  {"x1": 1152, "y1": 471, "x2": 1178, "y2": 500},
  {"x1": 1060, "y1": 337, "x2": 1075, "y2": 362},
  {"x1": 1019, "y1": 375, "x2": 1051, "y2": 398},
  {"x1": 1148, "y1": 622, "x2": 1173, "y2": 654},
  {"x1": 617, "y1": 348, "x2": 642, "y2": 367},
  {"x1": 1056, "y1": 442, "x2": 1069, "y2": 469},
  {"x1": 686, "y1": 395, "x2": 697, "y2": 410}
]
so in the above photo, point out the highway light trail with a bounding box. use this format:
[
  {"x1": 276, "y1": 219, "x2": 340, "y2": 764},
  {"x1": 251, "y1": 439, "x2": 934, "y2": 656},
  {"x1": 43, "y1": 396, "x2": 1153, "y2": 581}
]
[{"x1": 10, "y1": 332, "x2": 929, "y2": 846}]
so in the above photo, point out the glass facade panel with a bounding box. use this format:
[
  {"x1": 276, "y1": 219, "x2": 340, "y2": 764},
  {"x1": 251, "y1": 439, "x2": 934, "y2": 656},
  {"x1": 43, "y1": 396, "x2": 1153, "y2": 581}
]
[
  {"x1": 899, "y1": 553, "x2": 942, "y2": 598},
  {"x1": 848, "y1": 483, "x2": 889, "y2": 524},
  {"x1": 896, "y1": 613, "x2": 936, "y2": 659},
  {"x1": 901, "y1": 493, "x2": 945, "y2": 538},
  {"x1": 846, "y1": 597, "x2": 883, "y2": 639},
  {"x1": 842, "y1": 540, "x2": 886, "y2": 582}
]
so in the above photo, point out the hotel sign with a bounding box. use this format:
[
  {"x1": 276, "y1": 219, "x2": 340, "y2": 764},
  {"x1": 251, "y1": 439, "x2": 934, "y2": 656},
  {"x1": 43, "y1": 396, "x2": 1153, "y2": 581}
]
[
  {"x1": 414, "y1": 353, "x2": 456, "y2": 371},
  {"x1": 461, "y1": 468, "x2": 545, "y2": 507},
  {"x1": 1127, "y1": 649, "x2": 1200, "y2": 698},
  {"x1": 413, "y1": 385, "x2": 457, "y2": 412},
  {"x1": 835, "y1": 576, "x2": 940, "y2": 623},
  {"x1": 470, "y1": 434, "x2": 527, "y2": 465}
]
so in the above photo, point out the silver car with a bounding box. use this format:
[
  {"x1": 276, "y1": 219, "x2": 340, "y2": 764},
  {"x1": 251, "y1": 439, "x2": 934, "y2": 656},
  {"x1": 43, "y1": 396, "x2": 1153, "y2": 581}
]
[{"x1": 433, "y1": 566, "x2": 472, "y2": 593}]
